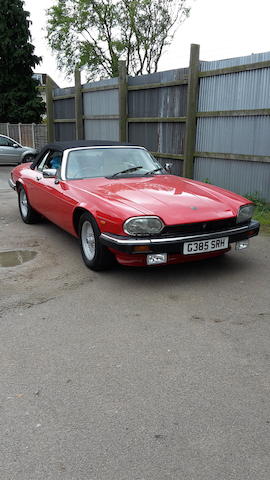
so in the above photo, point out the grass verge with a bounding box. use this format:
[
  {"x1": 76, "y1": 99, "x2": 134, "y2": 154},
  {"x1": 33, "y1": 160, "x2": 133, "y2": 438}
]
[{"x1": 246, "y1": 194, "x2": 270, "y2": 234}]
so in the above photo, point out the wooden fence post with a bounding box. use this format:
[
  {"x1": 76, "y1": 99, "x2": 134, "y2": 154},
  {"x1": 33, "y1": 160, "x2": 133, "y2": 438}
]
[
  {"x1": 18, "y1": 123, "x2": 22, "y2": 144},
  {"x1": 46, "y1": 76, "x2": 54, "y2": 143},
  {"x1": 183, "y1": 44, "x2": 200, "y2": 178},
  {"x1": 75, "y1": 69, "x2": 84, "y2": 139},
  {"x1": 32, "y1": 123, "x2": 36, "y2": 148},
  {"x1": 118, "y1": 60, "x2": 128, "y2": 142}
]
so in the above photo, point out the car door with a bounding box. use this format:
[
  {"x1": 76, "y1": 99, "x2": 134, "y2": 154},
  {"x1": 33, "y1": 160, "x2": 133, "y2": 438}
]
[
  {"x1": 24, "y1": 150, "x2": 51, "y2": 211},
  {"x1": 30, "y1": 150, "x2": 77, "y2": 233},
  {"x1": 0, "y1": 136, "x2": 22, "y2": 164}
]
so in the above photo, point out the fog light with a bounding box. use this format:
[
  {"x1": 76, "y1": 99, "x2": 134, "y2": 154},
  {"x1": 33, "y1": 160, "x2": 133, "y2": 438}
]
[
  {"x1": 147, "y1": 253, "x2": 167, "y2": 265},
  {"x1": 235, "y1": 240, "x2": 249, "y2": 250}
]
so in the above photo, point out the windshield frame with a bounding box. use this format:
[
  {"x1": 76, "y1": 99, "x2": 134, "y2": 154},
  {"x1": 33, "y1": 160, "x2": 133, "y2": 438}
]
[{"x1": 61, "y1": 145, "x2": 164, "y2": 181}]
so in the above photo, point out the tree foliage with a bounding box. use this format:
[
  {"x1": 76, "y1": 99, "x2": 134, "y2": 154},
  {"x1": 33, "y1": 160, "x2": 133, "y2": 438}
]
[
  {"x1": 47, "y1": 0, "x2": 191, "y2": 79},
  {"x1": 0, "y1": 0, "x2": 45, "y2": 123}
]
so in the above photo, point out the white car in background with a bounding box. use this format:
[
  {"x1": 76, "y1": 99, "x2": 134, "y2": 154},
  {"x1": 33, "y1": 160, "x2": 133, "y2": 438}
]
[{"x1": 0, "y1": 134, "x2": 37, "y2": 165}]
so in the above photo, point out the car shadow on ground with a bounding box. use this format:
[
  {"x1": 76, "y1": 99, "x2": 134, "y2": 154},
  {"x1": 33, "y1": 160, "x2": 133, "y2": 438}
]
[{"x1": 40, "y1": 217, "x2": 255, "y2": 287}]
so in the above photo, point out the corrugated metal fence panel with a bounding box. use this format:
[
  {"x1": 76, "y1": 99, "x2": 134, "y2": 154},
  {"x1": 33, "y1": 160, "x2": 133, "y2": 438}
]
[
  {"x1": 196, "y1": 52, "x2": 270, "y2": 201},
  {"x1": 129, "y1": 84, "x2": 187, "y2": 118},
  {"x1": 154, "y1": 157, "x2": 183, "y2": 176},
  {"x1": 128, "y1": 68, "x2": 188, "y2": 119},
  {"x1": 194, "y1": 157, "x2": 270, "y2": 202},
  {"x1": 83, "y1": 77, "x2": 119, "y2": 115},
  {"x1": 196, "y1": 116, "x2": 270, "y2": 156},
  {"x1": 54, "y1": 123, "x2": 76, "y2": 142},
  {"x1": 200, "y1": 51, "x2": 270, "y2": 71},
  {"x1": 54, "y1": 99, "x2": 75, "y2": 120},
  {"x1": 53, "y1": 87, "x2": 75, "y2": 120},
  {"x1": 129, "y1": 122, "x2": 185, "y2": 154},
  {"x1": 128, "y1": 68, "x2": 188, "y2": 86},
  {"x1": 54, "y1": 87, "x2": 75, "y2": 96},
  {"x1": 199, "y1": 68, "x2": 270, "y2": 111},
  {"x1": 84, "y1": 89, "x2": 119, "y2": 116},
  {"x1": 83, "y1": 77, "x2": 119, "y2": 90},
  {"x1": 128, "y1": 68, "x2": 187, "y2": 164},
  {"x1": 84, "y1": 120, "x2": 119, "y2": 142},
  {"x1": 83, "y1": 77, "x2": 119, "y2": 141}
]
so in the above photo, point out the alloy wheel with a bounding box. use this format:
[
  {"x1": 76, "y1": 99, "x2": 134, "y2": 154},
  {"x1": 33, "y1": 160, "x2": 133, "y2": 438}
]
[
  {"x1": 20, "y1": 189, "x2": 28, "y2": 218},
  {"x1": 81, "y1": 220, "x2": 96, "y2": 261}
]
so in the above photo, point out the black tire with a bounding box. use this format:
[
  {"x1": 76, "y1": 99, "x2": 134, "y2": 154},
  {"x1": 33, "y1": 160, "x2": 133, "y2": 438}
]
[
  {"x1": 79, "y1": 212, "x2": 114, "y2": 271},
  {"x1": 18, "y1": 185, "x2": 41, "y2": 224},
  {"x1": 21, "y1": 154, "x2": 34, "y2": 164}
]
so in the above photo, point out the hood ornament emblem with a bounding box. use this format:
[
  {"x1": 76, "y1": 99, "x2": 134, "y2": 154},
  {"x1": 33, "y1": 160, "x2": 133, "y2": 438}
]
[{"x1": 191, "y1": 206, "x2": 198, "y2": 210}]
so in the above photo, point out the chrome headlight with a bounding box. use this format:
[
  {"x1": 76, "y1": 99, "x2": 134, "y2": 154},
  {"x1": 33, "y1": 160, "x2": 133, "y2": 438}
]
[
  {"x1": 123, "y1": 216, "x2": 164, "y2": 236},
  {"x1": 236, "y1": 204, "x2": 254, "y2": 224}
]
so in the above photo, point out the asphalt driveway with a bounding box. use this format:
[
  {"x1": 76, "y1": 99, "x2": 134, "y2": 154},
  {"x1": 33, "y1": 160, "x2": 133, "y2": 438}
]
[{"x1": 0, "y1": 166, "x2": 270, "y2": 480}]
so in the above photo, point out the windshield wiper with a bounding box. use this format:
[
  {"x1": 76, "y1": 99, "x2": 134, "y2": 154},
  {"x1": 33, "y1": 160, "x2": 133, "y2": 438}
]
[
  {"x1": 145, "y1": 167, "x2": 164, "y2": 175},
  {"x1": 108, "y1": 166, "x2": 144, "y2": 178}
]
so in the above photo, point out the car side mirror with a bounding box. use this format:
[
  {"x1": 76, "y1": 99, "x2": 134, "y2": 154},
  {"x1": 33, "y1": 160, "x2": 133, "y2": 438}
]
[
  {"x1": 13, "y1": 143, "x2": 20, "y2": 148},
  {"x1": 43, "y1": 168, "x2": 57, "y2": 178},
  {"x1": 165, "y1": 163, "x2": 172, "y2": 172}
]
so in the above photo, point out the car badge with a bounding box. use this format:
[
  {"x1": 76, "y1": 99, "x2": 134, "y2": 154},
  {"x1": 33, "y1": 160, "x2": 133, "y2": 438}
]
[{"x1": 191, "y1": 206, "x2": 198, "y2": 210}]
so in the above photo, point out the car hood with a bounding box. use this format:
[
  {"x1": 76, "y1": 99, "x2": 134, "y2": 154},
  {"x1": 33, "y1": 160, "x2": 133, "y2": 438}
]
[{"x1": 72, "y1": 175, "x2": 248, "y2": 224}]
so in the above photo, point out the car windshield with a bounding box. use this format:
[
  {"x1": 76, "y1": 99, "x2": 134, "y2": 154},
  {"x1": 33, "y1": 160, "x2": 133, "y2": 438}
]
[{"x1": 65, "y1": 147, "x2": 165, "y2": 180}]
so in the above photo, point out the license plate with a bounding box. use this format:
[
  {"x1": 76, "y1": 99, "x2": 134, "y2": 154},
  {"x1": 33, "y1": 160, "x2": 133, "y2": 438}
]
[{"x1": 183, "y1": 236, "x2": 229, "y2": 255}]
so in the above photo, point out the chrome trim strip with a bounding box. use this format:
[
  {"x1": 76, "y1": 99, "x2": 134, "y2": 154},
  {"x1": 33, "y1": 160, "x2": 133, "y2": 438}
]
[
  {"x1": 8, "y1": 178, "x2": 16, "y2": 190},
  {"x1": 101, "y1": 233, "x2": 152, "y2": 245},
  {"x1": 100, "y1": 224, "x2": 254, "y2": 246}
]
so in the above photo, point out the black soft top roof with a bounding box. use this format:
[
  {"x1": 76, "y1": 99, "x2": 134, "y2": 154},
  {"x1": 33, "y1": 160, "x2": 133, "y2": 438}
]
[{"x1": 31, "y1": 140, "x2": 137, "y2": 169}]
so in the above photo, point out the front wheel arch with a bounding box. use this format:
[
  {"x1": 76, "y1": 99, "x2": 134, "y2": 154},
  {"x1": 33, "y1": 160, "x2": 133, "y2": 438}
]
[
  {"x1": 21, "y1": 154, "x2": 35, "y2": 164},
  {"x1": 17, "y1": 183, "x2": 41, "y2": 224},
  {"x1": 73, "y1": 207, "x2": 94, "y2": 236},
  {"x1": 16, "y1": 179, "x2": 26, "y2": 192},
  {"x1": 78, "y1": 212, "x2": 115, "y2": 270}
]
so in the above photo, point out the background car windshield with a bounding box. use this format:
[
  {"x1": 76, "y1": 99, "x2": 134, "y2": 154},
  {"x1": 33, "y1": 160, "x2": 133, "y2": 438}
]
[{"x1": 66, "y1": 148, "x2": 163, "y2": 179}]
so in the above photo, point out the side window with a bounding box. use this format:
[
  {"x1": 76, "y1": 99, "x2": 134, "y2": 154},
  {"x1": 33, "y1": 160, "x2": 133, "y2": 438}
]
[
  {"x1": 37, "y1": 150, "x2": 63, "y2": 173},
  {"x1": 47, "y1": 151, "x2": 63, "y2": 171},
  {"x1": 7, "y1": 138, "x2": 15, "y2": 147},
  {"x1": 37, "y1": 151, "x2": 50, "y2": 171},
  {"x1": 0, "y1": 136, "x2": 12, "y2": 147}
]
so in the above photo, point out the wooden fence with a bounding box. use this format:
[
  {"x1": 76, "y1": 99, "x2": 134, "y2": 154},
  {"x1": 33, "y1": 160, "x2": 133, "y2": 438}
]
[
  {"x1": 0, "y1": 123, "x2": 47, "y2": 150},
  {"x1": 45, "y1": 44, "x2": 270, "y2": 201}
]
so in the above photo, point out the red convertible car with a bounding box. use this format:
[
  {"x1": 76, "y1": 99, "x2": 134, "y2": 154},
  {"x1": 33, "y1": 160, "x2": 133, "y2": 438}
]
[{"x1": 9, "y1": 140, "x2": 260, "y2": 270}]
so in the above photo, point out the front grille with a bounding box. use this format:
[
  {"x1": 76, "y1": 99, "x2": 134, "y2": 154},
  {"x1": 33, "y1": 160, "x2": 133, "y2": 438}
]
[{"x1": 161, "y1": 217, "x2": 238, "y2": 237}]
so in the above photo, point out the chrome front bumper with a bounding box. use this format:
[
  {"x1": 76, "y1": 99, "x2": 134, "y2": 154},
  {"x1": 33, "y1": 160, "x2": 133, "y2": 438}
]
[
  {"x1": 100, "y1": 220, "x2": 260, "y2": 254},
  {"x1": 8, "y1": 178, "x2": 16, "y2": 190}
]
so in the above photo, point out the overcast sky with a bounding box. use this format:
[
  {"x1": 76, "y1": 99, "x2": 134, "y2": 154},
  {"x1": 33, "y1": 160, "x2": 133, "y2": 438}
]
[{"x1": 24, "y1": 0, "x2": 270, "y2": 87}]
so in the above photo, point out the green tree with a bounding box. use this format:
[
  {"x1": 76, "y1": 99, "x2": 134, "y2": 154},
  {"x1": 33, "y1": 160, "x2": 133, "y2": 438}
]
[
  {"x1": 0, "y1": 0, "x2": 45, "y2": 123},
  {"x1": 47, "y1": 0, "x2": 191, "y2": 79}
]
